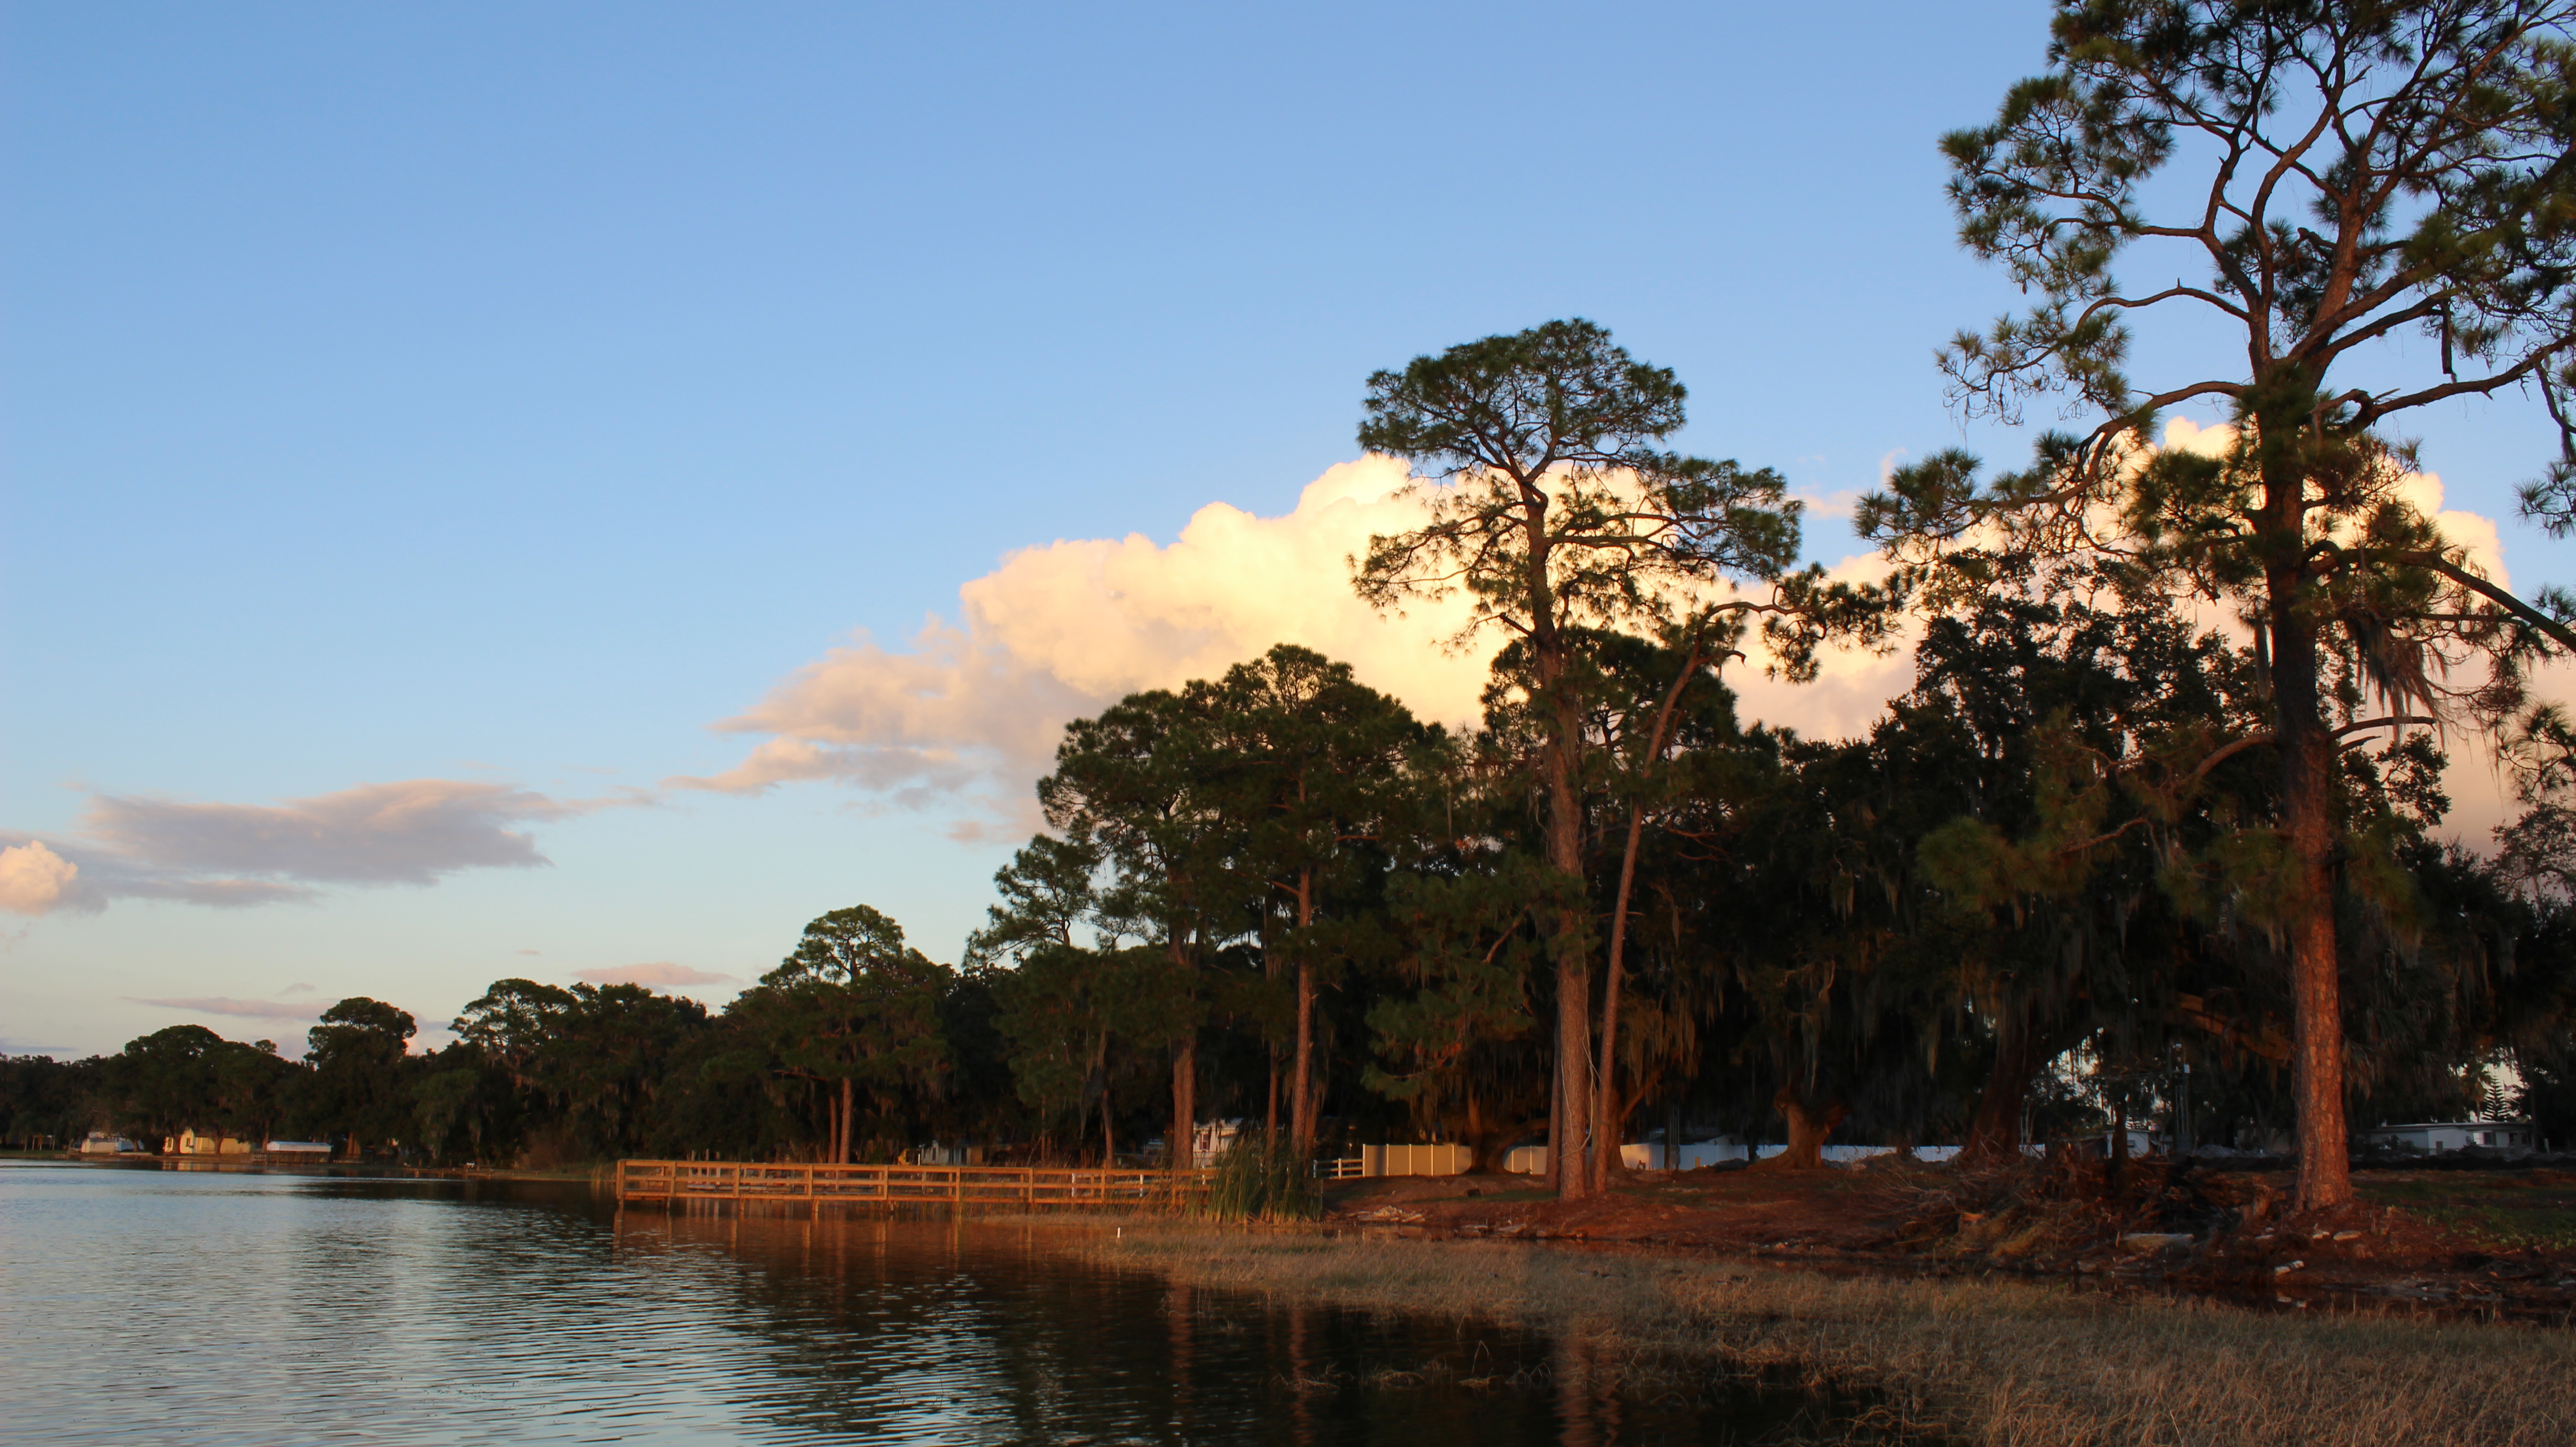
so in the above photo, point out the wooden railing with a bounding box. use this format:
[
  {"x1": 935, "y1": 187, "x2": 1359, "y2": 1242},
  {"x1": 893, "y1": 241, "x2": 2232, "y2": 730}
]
[{"x1": 617, "y1": 1159, "x2": 1213, "y2": 1211}]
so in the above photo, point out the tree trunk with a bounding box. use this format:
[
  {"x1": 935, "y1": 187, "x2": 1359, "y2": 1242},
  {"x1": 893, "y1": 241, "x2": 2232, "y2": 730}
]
[
  {"x1": 1289, "y1": 869, "x2": 1317, "y2": 1157},
  {"x1": 1531, "y1": 576, "x2": 1593, "y2": 1200},
  {"x1": 1086, "y1": 1033, "x2": 1112, "y2": 1166},
  {"x1": 1545, "y1": 1024, "x2": 1567, "y2": 1195},
  {"x1": 1551, "y1": 938, "x2": 1593, "y2": 1194},
  {"x1": 1463, "y1": 1091, "x2": 1534, "y2": 1175},
  {"x1": 1751, "y1": 1085, "x2": 1847, "y2": 1172},
  {"x1": 1262, "y1": 896, "x2": 1280, "y2": 1151},
  {"x1": 1961, "y1": 1007, "x2": 2036, "y2": 1164},
  {"x1": 2110, "y1": 1093, "x2": 2129, "y2": 1188},
  {"x1": 1165, "y1": 920, "x2": 1200, "y2": 1176},
  {"x1": 1304, "y1": 1046, "x2": 1326, "y2": 1151},
  {"x1": 1470, "y1": 1125, "x2": 1542, "y2": 1177},
  {"x1": 1546, "y1": 757, "x2": 1592, "y2": 1200},
  {"x1": 1591, "y1": 635, "x2": 1701, "y2": 1193},
  {"x1": 1171, "y1": 1036, "x2": 1196, "y2": 1173},
  {"x1": 837, "y1": 1076, "x2": 853, "y2": 1165},
  {"x1": 2270, "y1": 557, "x2": 2354, "y2": 1209},
  {"x1": 1592, "y1": 807, "x2": 1644, "y2": 1195}
]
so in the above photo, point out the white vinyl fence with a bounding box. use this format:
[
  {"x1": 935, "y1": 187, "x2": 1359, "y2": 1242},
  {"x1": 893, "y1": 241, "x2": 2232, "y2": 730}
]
[{"x1": 1504, "y1": 1142, "x2": 1964, "y2": 1173}]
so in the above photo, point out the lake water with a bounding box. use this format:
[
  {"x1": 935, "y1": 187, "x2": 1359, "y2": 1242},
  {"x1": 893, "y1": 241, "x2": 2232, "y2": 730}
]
[{"x1": 0, "y1": 1160, "x2": 1880, "y2": 1445}]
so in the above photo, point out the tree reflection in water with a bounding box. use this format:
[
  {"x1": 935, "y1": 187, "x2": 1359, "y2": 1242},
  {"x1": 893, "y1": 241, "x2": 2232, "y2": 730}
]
[
  {"x1": 614, "y1": 1210, "x2": 1898, "y2": 1445},
  {"x1": 9, "y1": 1167, "x2": 1907, "y2": 1447}
]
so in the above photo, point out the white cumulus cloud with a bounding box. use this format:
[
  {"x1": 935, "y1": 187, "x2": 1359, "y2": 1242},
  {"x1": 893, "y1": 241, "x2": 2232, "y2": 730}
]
[
  {"x1": 676, "y1": 457, "x2": 1907, "y2": 823},
  {"x1": 679, "y1": 437, "x2": 2558, "y2": 853},
  {"x1": 0, "y1": 841, "x2": 78, "y2": 916},
  {"x1": 668, "y1": 458, "x2": 1494, "y2": 812},
  {"x1": 2161, "y1": 418, "x2": 2509, "y2": 585}
]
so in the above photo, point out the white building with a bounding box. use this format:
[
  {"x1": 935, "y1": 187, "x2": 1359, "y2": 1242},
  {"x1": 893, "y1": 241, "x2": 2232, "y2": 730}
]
[
  {"x1": 2368, "y1": 1120, "x2": 2538, "y2": 1152},
  {"x1": 1191, "y1": 1119, "x2": 1248, "y2": 1161}
]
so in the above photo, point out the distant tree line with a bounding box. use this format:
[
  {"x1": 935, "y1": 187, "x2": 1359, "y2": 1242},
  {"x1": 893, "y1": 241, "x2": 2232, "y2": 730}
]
[
  {"x1": 1, "y1": 998, "x2": 426, "y2": 1157},
  {"x1": 8, "y1": 503, "x2": 2575, "y2": 1174}
]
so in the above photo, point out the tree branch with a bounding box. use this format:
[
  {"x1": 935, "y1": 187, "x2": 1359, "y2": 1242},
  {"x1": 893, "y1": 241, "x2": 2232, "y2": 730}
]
[{"x1": 2360, "y1": 549, "x2": 2576, "y2": 654}]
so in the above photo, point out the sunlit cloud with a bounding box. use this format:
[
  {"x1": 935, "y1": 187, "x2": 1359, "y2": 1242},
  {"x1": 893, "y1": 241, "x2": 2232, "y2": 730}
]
[
  {"x1": 2153, "y1": 419, "x2": 2544, "y2": 838},
  {"x1": 2160, "y1": 418, "x2": 2510, "y2": 586},
  {"x1": 670, "y1": 458, "x2": 1498, "y2": 816},
  {"x1": 1730, "y1": 546, "x2": 1919, "y2": 745},
  {"x1": 0, "y1": 841, "x2": 79, "y2": 916},
  {"x1": 672, "y1": 461, "x2": 1470, "y2": 819},
  {"x1": 701, "y1": 435, "x2": 2558, "y2": 854},
  {"x1": 678, "y1": 456, "x2": 1909, "y2": 827},
  {"x1": 1795, "y1": 485, "x2": 1865, "y2": 521},
  {"x1": 572, "y1": 962, "x2": 739, "y2": 988}
]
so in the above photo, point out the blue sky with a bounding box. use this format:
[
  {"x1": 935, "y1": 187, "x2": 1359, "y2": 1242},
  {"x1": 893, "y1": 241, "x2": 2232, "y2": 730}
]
[{"x1": 6, "y1": 2, "x2": 2568, "y2": 1056}]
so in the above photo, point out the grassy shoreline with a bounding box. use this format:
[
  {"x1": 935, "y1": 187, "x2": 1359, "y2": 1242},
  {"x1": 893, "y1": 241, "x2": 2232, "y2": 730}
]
[
  {"x1": 1062, "y1": 1220, "x2": 2576, "y2": 1447},
  {"x1": 6, "y1": 1151, "x2": 614, "y2": 1185}
]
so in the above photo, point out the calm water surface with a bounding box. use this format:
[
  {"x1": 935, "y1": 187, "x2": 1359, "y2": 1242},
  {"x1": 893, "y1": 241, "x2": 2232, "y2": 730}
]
[{"x1": 0, "y1": 1160, "x2": 1874, "y2": 1445}]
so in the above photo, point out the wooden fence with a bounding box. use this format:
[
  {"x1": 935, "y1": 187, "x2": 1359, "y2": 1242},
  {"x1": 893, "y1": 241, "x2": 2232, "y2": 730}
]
[{"x1": 616, "y1": 1159, "x2": 1213, "y2": 1213}]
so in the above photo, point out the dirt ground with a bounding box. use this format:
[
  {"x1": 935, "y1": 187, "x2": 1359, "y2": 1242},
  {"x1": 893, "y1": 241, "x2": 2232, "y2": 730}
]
[{"x1": 1318, "y1": 1158, "x2": 2576, "y2": 1319}]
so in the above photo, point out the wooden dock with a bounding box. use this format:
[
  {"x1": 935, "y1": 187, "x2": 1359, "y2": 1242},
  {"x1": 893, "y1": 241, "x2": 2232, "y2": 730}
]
[{"x1": 616, "y1": 1159, "x2": 1213, "y2": 1214}]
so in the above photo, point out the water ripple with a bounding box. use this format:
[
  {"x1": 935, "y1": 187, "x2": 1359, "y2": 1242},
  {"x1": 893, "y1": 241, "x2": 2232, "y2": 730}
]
[{"x1": 0, "y1": 1161, "x2": 1870, "y2": 1446}]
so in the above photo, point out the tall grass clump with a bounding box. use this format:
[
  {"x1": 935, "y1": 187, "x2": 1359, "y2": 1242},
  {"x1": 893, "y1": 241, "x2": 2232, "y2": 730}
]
[{"x1": 1200, "y1": 1137, "x2": 1321, "y2": 1221}]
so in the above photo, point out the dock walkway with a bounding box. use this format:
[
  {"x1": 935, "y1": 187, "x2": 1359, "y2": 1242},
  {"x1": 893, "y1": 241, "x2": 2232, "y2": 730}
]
[{"x1": 616, "y1": 1159, "x2": 1212, "y2": 1214}]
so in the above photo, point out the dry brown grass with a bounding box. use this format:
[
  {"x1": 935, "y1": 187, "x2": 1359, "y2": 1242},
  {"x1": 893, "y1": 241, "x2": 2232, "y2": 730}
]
[{"x1": 1069, "y1": 1225, "x2": 2576, "y2": 1447}]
